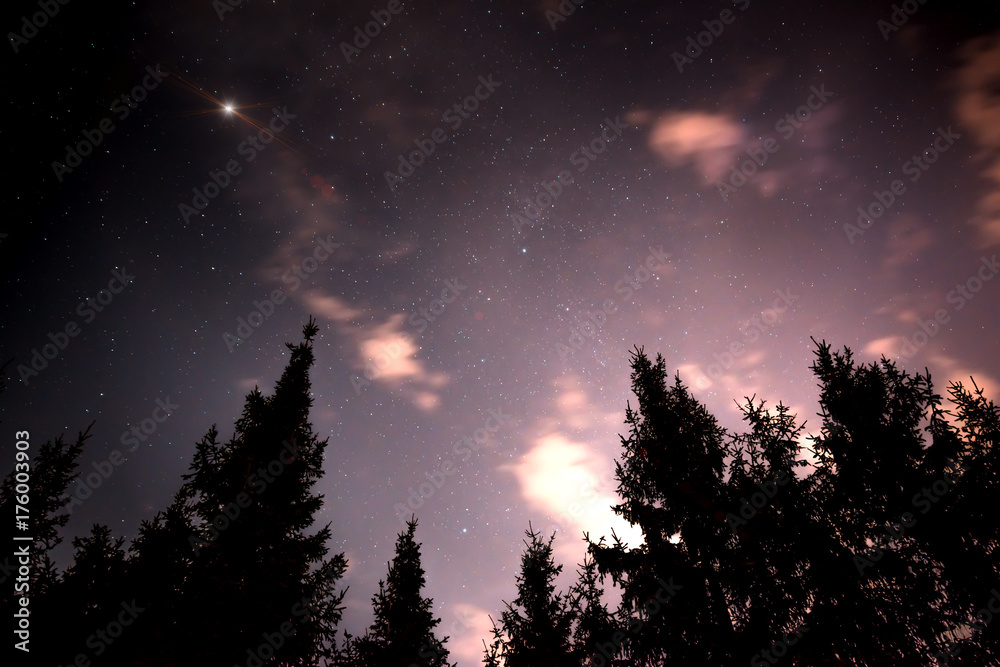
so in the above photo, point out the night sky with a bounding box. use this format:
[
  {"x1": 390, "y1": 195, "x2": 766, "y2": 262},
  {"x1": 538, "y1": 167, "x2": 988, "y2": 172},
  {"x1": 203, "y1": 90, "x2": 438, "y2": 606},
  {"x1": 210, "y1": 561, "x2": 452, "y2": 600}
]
[{"x1": 4, "y1": 1, "x2": 1000, "y2": 663}]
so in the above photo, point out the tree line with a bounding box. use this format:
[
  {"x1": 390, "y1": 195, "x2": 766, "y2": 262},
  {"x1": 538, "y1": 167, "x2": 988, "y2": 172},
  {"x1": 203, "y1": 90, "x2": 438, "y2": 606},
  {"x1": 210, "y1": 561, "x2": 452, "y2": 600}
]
[{"x1": 2, "y1": 321, "x2": 998, "y2": 666}]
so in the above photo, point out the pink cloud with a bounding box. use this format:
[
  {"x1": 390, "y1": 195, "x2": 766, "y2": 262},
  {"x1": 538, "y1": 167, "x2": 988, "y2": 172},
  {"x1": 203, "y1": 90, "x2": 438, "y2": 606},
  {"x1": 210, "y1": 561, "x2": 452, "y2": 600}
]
[{"x1": 649, "y1": 111, "x2": 746, "y2": 182}]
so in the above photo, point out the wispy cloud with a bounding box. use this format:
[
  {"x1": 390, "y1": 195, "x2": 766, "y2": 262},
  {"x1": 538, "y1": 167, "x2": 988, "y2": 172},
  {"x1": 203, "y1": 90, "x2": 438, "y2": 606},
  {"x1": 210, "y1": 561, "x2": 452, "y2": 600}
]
[
  {"x1": 648, "y1": 111, "x2": 746, "y2": 183},
  {"x1": 954, "y1": 28, "x2": 1000, "y2": 248}
]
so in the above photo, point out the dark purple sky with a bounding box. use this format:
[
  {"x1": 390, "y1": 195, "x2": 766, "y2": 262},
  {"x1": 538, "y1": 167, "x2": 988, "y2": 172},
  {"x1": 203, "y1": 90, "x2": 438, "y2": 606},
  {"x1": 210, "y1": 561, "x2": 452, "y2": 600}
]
[{"x1": 4, "y1": 1, "x2": 1000, "y2": 663}]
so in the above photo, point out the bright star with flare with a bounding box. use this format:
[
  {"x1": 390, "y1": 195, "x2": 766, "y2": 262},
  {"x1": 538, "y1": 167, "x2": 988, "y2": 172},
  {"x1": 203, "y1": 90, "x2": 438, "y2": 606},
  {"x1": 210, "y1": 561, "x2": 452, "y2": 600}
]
[{"x1": 161, "y1": 64, "x2": 311, "y2": 160}]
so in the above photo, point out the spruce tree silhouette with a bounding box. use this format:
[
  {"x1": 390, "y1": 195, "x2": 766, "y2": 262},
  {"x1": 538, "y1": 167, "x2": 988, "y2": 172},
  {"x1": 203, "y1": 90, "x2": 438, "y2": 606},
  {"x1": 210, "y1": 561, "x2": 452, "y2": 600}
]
[
  {"x1": 718, "y1": 396, "x2": 819, "y2": 664},
  {"x1": 0, "y1": 416, "x2": 90, "y2": 664},
  {"x1": 797, "y1": 341, "x2": 1000, "y2": 665},
  {"x1": 483, "y1": 524, "x2": 577, "y2": 667},
  {"x1": 0, "y1": 355, "x2": 90, "y2": 613},
  {"x1": 568, "y1": 553, "x2": 622, "y2": 666},
  {"x1": 0, "y1": 424, "x2": 90, "y2": 608},
  {"x1": 585, "y1": 340, "x2": 1000, "y2": 666},
  {"x1": 349, "y1": 516, "x2": 455, "y2": 667},
  {"x1": 55, "y1": 524, "x2": 131, "y2": 664},
  {"x1": 588, "y1": 346, "x2": 735, "y2": 666},
  {"x1": 925, "y1": 379, "x2": 1000, "y2": 666},
  {"x1": 131, "y1": 316, "x2": 349, "y2": 665},
  {"x1": 122, "y1": 486, "x2": 199, "y2": 663},
  {"x1": 5, "y1": 317, "x2": 997, "y2": 667},
  {"x1": 788, "y1": 341, "x2": 942, "y2": 665}
]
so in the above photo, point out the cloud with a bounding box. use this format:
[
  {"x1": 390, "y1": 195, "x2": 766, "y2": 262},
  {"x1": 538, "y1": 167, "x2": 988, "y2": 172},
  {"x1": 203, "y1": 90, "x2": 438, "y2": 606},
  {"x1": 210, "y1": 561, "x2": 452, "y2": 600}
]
[
  {"x1": 863, "y1": 335, "x2": 904, "y2": 360},
  {"x1": 236, "y1": 377, "x2": 263, "y2": 393},
  {"x1": 861, "y1": 341, "x2": 999, "y2": 432},
  {"x1": 446, "y1": 603, "x2": 499, "y2": 667},
  {"x1": 498, "y1": 375, "x2": 645, "y2": 564},
  {"x1": 648, "y1": 111, "x2": 746, "y2": 183},
  {"x1": 350, "y1": 313, "x2": 450, "y2": 410},
  {"x1": 552, "y1": 374, "x2": 597, "y2": 430},
  {"x1": 499, "y1": 433, "x2": 645, "y2": 561},
  {"x1": 356, "y1": 315, "x2": 425, "y2": 381},
  {"x1": 925, "y1": 351, "x2": 998, "y2": 399},
  {"x1": 863, "y1": 339, "x2": 999, "y2": 402},
  {"x1": 882, "y1": 214, "x2": 936, "y2": 276},
  {"x1": 680, "y1": 362, "x2": 713, "y2": 390},
  {"x1": 254, "y1": 202, "x2": 446, "y2": 412},
  {"x1": 645, "y1": 105, "x2": 841, "y2": 197},
  {"x1": 301, "y1": 290, "x2": 363, "y2": 323},
  {"x1": 954, "y1": 29, "x2": 1000, "y2": 248},
  {"x1": 299, "y1": 293, "x2": 449, "y2": 411}
]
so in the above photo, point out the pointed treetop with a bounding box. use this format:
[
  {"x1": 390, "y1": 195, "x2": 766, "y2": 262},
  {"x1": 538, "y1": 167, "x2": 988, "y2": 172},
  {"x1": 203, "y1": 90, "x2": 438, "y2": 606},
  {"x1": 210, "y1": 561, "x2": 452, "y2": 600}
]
[{"x1": 303, "y1": 315, "x2": 319, "y2": 342}]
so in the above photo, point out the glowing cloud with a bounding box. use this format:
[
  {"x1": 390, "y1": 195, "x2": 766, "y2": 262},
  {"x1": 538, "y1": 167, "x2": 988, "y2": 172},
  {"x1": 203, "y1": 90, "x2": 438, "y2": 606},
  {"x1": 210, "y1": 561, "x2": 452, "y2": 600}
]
[
  {"x1": 500, "y1": 432, "x2": 645, "y2": 563},
  {"x1": 649, "y1": 111, "x2": 746, "y2": 182}
]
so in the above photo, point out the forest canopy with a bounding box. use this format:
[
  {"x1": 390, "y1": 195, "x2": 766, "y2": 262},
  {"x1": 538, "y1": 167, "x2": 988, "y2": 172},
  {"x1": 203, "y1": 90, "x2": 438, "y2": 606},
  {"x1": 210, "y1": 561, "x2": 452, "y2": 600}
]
[{"x1": 2, "y1": 327, "x2": 998, "y2": 666}]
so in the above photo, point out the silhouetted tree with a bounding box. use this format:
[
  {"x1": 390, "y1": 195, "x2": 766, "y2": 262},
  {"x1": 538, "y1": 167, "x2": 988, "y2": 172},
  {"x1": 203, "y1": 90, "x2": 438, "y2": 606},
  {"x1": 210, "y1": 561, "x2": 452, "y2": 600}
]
[
  {"x1": 588, "y1": 347, "x2": 735, "y2": 666},
  {"x1": 568, "y1": 552, "x2": 622, "y2": 665},
  {"x1": 717, "y1": 397, "x2": 818, "y2": 663},
  {"x1": 783, "y1": 342, "x2": 941, "y2": 665},
  {"x1": 927, "y1": 378, "x2": 1000, "y2": 665},
  {"x1": 131, "y1": 317, "x2": 349, "y2": 665},
  {"x1": 0, "y1": 423, "x2": 90, "y2": 664},
  {"x1": 121, "y1": 486, "x2": 198, "y2": 661},
  {"x1": 49, "y1": 523, "x2": 131, "y2": 666},
  {"x1": 589, "y1": 340, "x2": 1000, "y2": 666},
  {"x1": 0, "y1": 424, "x2": 90, "y2": 605},
  {"x1": 351, "y1": 517, "x2": 454, "y2": 667},
  {"x1": 798, "y1": 341, "x2": 999, "y2": 665},
  {"x1": 484, "y1": 524, "x2": 577, "y2": 667}
]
